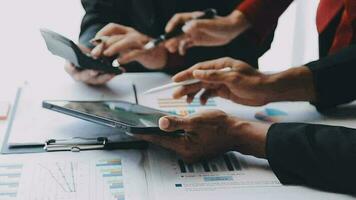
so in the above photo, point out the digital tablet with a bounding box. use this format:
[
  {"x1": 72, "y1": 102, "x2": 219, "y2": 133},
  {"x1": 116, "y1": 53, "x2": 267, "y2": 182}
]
[
  {"x1": 42, "y1": 100, "x2": 184, "y2": 135},
  {"x1": 40, "y1": 28, "x2": 123, "y2": 75}
]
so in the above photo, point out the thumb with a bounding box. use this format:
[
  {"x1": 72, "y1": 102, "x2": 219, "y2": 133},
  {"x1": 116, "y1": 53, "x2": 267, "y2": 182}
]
[{"x1": 159, "y1": 116, "x2": 190, "y2": 132}]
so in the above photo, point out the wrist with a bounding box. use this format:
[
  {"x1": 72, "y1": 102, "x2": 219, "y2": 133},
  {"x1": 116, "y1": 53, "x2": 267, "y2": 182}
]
[
  {"x1": 262, "y1": 66, "x2": 316, "y2": 103},
  {"x1": 226, "y1": 10, "x2": 251, "y2": 38},
  {"x1": 227, "y1": 116, "x2": 269, "y2": 158}
]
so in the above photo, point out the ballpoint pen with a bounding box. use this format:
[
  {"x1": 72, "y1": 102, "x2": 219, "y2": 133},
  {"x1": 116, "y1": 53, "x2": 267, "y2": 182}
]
[
  {"x1": 143, "y1": 67, "x2": 232, "y2": 94},
  {"x1": 143, "y1": 8, "x2": 217, "y2": 50}
]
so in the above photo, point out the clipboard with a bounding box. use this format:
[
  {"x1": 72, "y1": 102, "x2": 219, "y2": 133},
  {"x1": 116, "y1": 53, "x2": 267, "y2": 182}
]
[{"x1": 1, "y1": 85, "x2": 147, "y2": 154}]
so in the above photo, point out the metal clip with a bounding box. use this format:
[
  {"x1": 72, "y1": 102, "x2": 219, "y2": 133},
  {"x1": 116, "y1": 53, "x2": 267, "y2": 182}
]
[{"x1": 44, "y1": 137, "x2": 108, "y2": 152}]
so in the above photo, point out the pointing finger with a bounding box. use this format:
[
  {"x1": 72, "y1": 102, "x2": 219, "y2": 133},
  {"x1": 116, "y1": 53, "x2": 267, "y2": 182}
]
[
  {"x1": 193, "y1": 69, "x2": 235, "y2": 83},
  {"x1": 96, "y1": 23, "x2": 129, "y2": 37},
  {"x1": 165, "y1": 12, "x2": 203, "y2": 33}
]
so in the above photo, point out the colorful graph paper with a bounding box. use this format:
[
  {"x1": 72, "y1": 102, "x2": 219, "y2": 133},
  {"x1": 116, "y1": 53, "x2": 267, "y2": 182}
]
[
  {"x1": 158, "y1": 98, "x2": 217, "y2": 116},
  {"x1": 96, "y1": 159, "x2": 125, "y2": 200},
  {"x1": 0, "y1": 164, "x2": 23, "y2": 199}
]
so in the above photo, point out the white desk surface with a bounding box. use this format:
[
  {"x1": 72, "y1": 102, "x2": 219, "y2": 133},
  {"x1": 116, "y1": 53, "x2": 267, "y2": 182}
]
[{"x1": 0, "y1": 71, "x2": 355, "y2": 199}]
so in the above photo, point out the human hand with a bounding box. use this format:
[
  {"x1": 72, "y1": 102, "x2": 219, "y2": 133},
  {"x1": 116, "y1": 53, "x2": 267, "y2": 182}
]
[
  {"x1": 172, "y1": 57, "x2": 316, "y2": 106},
  {"x1": 164, "y1": 10, "x2": 250, "y2": 55},
  {"x1": 64, "y1": 45, "x2": 116, "y2": 85},
  {"x1": 136, "y1": 110, "x2": 269, "y2": 163},
  {"x1": 91, "y1": 23, "x2": 168, "y2": 69},
  {"x1": 172, "y1": 57, "x2": 272, "y2": 106}
]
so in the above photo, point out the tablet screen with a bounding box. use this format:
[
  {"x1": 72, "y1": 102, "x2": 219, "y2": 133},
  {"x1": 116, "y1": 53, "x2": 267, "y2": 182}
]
[{"x1": 48, "y1": 101, "x2": 168, "y2": 127}]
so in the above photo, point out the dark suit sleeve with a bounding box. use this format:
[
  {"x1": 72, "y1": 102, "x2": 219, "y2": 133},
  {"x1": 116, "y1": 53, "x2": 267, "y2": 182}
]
[
  {"x1": 80, "y1": 0, "x2": 122, "y2": 48},
  {"x1": 306, "y1": 45, "x2": 356, "y2": 110},
  {"x1": 266, "y1": 123, "x2": 356, "y2": 194}
]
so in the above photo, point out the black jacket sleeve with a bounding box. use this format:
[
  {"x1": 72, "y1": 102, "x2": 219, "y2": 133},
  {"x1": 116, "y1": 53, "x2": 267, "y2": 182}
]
[
  {"x1": 80, "y1": 0, "x2": 124, "y2": 48},
  {"x1": 266, "y1": 123, "x2": 356, "y2": 194},
  {"x1": 306, "y1": 45, "x2": 356, "y2": 110}
]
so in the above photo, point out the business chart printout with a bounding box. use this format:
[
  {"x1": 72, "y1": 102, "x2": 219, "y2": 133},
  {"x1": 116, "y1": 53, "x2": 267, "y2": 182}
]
[
  {"x1": 0, "y1": 151, "x2": 147, "y2": 200},
  {"x1": 146, "y1": 147, "x2": 281, "y2": 200}
]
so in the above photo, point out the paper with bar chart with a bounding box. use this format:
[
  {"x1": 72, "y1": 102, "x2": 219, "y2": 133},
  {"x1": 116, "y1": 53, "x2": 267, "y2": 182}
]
[
  {"x1": 145, "y1": 97, "x2": 217, "y2": 116},
  {"x1": 0, "y1": 152, "x2": 147, "y2": 200},
  {"x1": 147, "y1": 148, "x2": 281, "y2": 200},
  {"x1": 158, "y1": 97, "x2": 216, "y2": 115},
  {"x1": 0, "y1": 163, "x2": 23, "y2": 200}
]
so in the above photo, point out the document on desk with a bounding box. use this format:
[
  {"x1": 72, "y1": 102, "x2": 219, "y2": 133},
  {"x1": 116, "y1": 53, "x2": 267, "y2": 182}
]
[
  {"x1": 0, "y1": 147, "x2": 281, "y2": 200},
  {"x1": 7, "y1": 76, "x2": 137, "y2": 146},
  {"x1": 145, "y1": 147, "x2": 281, "y2": 200},
  {"x1": 0, "y1": 150, "x2": 148, "y2": 200},
  {"x1": 135, "y1": 73, "x2": 219, "y2": 116}
]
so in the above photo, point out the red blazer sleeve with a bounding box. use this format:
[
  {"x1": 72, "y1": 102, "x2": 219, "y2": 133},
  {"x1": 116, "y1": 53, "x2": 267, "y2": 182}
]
[{"x1": 237, "y1": 0, "x2": 294, "y2": 43}]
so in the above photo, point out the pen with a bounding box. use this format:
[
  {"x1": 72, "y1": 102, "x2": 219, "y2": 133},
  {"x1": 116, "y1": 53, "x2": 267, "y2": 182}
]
[
  {"x1": 132, "y1": 84, "x2": 139, "y2": 104},
  {"x1": 143, "y1": 8, "x2": 217, "y2": 50},
  {"x1": 143, "y1": 67, "x2": 232, "y2": 94}
]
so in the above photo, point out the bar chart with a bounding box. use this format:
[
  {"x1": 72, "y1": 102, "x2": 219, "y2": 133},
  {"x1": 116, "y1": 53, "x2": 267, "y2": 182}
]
[
  {"x1": 177, "y1": 152, "x2": 242, "y2": 174},
  {"x1": 147, "y1": 149, "x2": 281, "y2": 194},
  {"x1": 0, "y1": 163, "x2": 23, "y2": 199},
  {"x1": 95, "y1": 159, "x2": 125, "y2": 200},
  {"x1": 0, "y1": 158, "x2": 127, "y2": 200},
  {"x1": 158, "y1": 98, "x2": 217, "y2": 116}
]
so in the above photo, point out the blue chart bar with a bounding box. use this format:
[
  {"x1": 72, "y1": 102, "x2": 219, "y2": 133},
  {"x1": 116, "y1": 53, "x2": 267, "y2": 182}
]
[
  {"x1": 110, "y1": 182, "x2": 124, "y2": 189},
  {"x1": 187, "y1": 104, "x2": 215, "y2": 108},
  {"x1": 0, "y1": 164, "x2": 22, "y2": 170},
  {"x1": 96, "y1": 159, "x2": 125, "y2": 200},
  {"x1": 103, "y1": 173, "x2": 122, "y2": 177},
  {"x1": 175, "y1": 183, "x2": 183, "y2": 188},
  {"x1": 204, "y1": 176, "x2": 233, "y2": 182},
  {"x1": 0, "y1": 192, "x2": 17, "y2": 197},
  {"x1": 96, "y1": 163, "x2": 121, "y2": 167},
  {"x1": 0, "y1": 182, "x2": 19, "y2": 187},
  {"x1": 0, "y1": 173, "x2": 21, "y2": 178}
]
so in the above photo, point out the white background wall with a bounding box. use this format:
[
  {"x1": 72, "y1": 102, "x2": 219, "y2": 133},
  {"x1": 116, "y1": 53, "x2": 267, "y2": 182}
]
[
  {"x1": 0, "y1": 0, "x2": 84, "y2": 87},
  {"x1": 0, "y1": 0, "x2": 320, "y2": 86},
  {"x1": 259, "y1": 0, "x2": 320, "y2": 71}
]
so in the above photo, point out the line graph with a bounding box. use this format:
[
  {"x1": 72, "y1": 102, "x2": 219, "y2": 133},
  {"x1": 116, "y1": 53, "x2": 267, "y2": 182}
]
[
  {"x1": 38, "y1": 162, "x2": 76, "y2": 193},
  {"x1": 21, "y1": 159, "x2": 125, "y2": 200}
]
